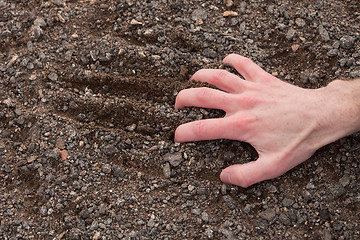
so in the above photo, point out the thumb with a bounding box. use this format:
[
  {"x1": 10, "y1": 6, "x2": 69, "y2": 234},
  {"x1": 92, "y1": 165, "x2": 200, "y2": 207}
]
[{"x1": 220, "y1": 157, "x2": 283, "y2": 188}]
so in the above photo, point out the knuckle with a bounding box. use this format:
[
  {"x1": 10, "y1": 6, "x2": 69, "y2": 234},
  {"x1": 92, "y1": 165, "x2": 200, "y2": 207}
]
[
  {"x1": 197, "y1": 87, "x2": 211, "y2": 101},
  {"x1": 214, "y1": 70, "x2": 230, "y2": 82},
  {"x1": 193, "y1": 121, "x2": 206, "y2": 138}
]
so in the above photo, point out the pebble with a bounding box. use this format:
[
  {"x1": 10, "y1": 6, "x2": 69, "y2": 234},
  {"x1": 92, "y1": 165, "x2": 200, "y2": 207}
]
[
  {"x1": 330, "y1": 184, "x2": 345, "y2": 198},
  {"x1": 339, "y1": 36, "x2": 355, "y2": 49},
  {"x1": 101, "y1": 144, "x2": 117, "y2": 156},
  {"x1": 53, "y1": 0, "x2": 65, "y2": 7},
  {"x1": 223, "y1": 11, "x2": 238, "y2": 17},
  {"x1": 44, "y1": 149, "x2": 61, "y2": 160},
  {"x1": 295, "y1": 18, "x2": 306, "y2": 27},
  {"x1": 223, "y1": 195, "x2": 236, "y2": 210},
  {"x1": 191, "y1": 9, "x2": 208, "y2": 21},
  {"x1": 101, "y1": 164, "x2": 112, "y2": 174},
  {"x1": 163, "y1": 152, "x2": 183, "y2": 167},
  {"x1": 327, "y1": 49, "x2": 339, "y2": 57},
  {"x1": 162, "y1": 162, "x2": 171, "y2": 178},
  {"x1": 48, "y1": 72, "x2": 58, "y2": 81},
  {"x1": 318, "y1": 25, "x2": 330, "y2": 42},
  {"x1": 286, "y1": 28, "x2": 296, "y2": 40},
  {"x1": 259, "y1": 208, "x2": 277, "y2": 222}
]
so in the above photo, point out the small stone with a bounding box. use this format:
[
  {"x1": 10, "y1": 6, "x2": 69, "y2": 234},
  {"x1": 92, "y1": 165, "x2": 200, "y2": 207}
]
[
  {"x1": 201, "y1": 211, "x2": 209, "y2": 222},
  {"x1": 225, "y1": 0, "x2": 233, "y2": 7},
  {"x1": 340, "y1": 36, "x2": 355, "y2": 49},
  {"x1": 300, "y1": 71, "x2": 310, "y2": 83},
  {"x1": 53, "y1": 0, "x2": 65, "y2": 7},
  {"x1": 191, "y1": 9, "x2": 208, "y2": 21},
  {"x1": 291, "y1": 44, "x2": 300, "y2": 52},
  {"x1": 31, "y1": 25, "x2": 42, "y2": 40},
  {"x1": 295, "y1": 18, "x2": 306, "y2": 27},
  {"x1": 44, "y1": 149, "x2": 61, "y2": 160},
  {"x1": 286, "y1": 28, "x2": 296, "y2": 40},
  {"x1": 69, "y1": 101, "x2": 78, "y2": 110},
  {"x1": 223, "y1": 11, "x2": 238, "y2": 17},
  {"x1": 319, "y1": 209, "x2": 331, "y2": 220},
  {"x1": 130, "y1": 19, "x2": 143, "y2": 25},
  {"x1": 350, "y1": 71, "x2": 360, "y2": 78},
  {"x1": 16, "y1": 116, "x2": 25, "y2": 125},
  {"x1": 34, "y1": 17, "x2": 47, "y2": 27},
  {"x1": 223, "y1": 195, "x2": 236, "y2": 210},
  {"x1": 339, "y1": 175, "x2": 350, "y2": 187},
  {"x1": 77, "y1": 113, "x2": 87, "y2": 122},
  {"x1": 279, "y1": 213, "x2": 291, "y2": 225},
  {"x1": 101, "y1": 144, "x2": 117, "y2": 156},
  {"x1": 65, "y1": 50, "x2": 73, "y2": 61},
  {"x1": 259, "y1": 208, "x2": 277, "y2": 222},
  {"x1": 223, "y1": 151, "x2": 235, "y2": 162},
  {"x1": 330, "y1": 184, "x2": 345, "y2": 198},
  {"x1": 163, "y1": 152, "x2": 183, "y2": 167},
  {"x1": 48, "y1": 72, "x2": 58, "y2": 81},
  {"x1": 162, "y1": 162, "x2": 171, "y2": 178},
  {"x1": 60, "y1": 150, "x2": 68, "y2": 160},
  {"x1": 318, "y1": 25, "x2": 330, "y2": 42},
  {"x1": 125, "y1": 124, "x2": 137, "y2": 132},
  {"x1": 202, "y1": 48, "x2": 217, "y2": 58},
  {"x1": 282, "y1": 198, "x2": 294, "y2": 207},
  {"x1": 93, "y1": 232, "x2": 101, "y2": 240},
  {"x1": 327, "y1": 49, "x2": 339, "y2": 57}
]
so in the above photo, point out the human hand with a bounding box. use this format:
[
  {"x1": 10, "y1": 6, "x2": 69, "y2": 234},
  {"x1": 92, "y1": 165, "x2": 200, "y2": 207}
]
[{"x1": 175, "y1": 54, "x2": 360, "y2": 187}]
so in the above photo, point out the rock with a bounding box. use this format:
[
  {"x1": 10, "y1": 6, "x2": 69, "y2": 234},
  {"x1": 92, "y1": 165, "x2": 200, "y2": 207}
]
[
  {"x1": 223, "y1": 11, "x2": 238, "y2": 17},
  {"x1": 327, "y1": 49, "x2": 339, "y2": 57},
  {"x1": 201, "y1": 211, "x2": 209, "y2": 222},
  {"x1": 350, "y1": 70, "x2": 360, "y2": 78},
  {"x1": 101, "y1": 164, "x2": 112, "y2": 174},
  {"x1": 162, "y1": 162, "x2": 171, "y2": 178},
  {"x1": 340, "y1": 36, "x2": 355, "y2": 49},
  {"x1": 295, "y1": 18, "x2": 305, "y2": 27},
  {"x1": 101, "y1": 144, "x2": 117, "y2": 156},
  {"x1": 202, "y1": 48, "x2": 217, "y2": 58},
  {"x1": 282, "y1": 198, "x2": 294, "y2": 207},
  {"x1": 286, "y1": 28, "x2": 296, "y2": 40},
  {"x1": 225, "y1": 0, "x2": 233, "y2": 7},
  {"x1": 330, "y1": 184, "x2": 345, "y2": 198},
  {"x1": 44, "y1": 149, "x2": 61, "y2": 160},
  {"x1": 31, "y1": 25, "x2": 42, "y2": 40},
  {"x1": 339, "y1": 175, "x2": 350, "y2": 187},
  {"x1": 318, "y1": 25, "x2": 330, "y2": 42},
  {"x1": 53, "y1": 0, "x2": 65, "y2": 7},
  {"x1": 223, "y1": 195, "x2": 236, "y2": 210},
  {"x1": 65, "y1": 50, "x2": 73, "y2": 61},
  {"x1": 300, "y1": 71, "x2": 310, "y2": 83},
  {"x1": 279, "y1": 213, "x2": 291, "y2": 225},
  {"x1": 34, "y1": 17, "x2": 46, "y2": 27},
  {"x1": 163, "y1": 152, "x2": 183, "y2": 167},
  {"x1": 16, "y1": 116, "x2": 25, "y2": 125},
  {"x1": 259, "y1": 208, "x2": 277, "y2": 222},
  {"x1": 48, "y1": 72, "x2": 58, "y2": 81},
  {"x1": 191, "y1": 9, "x2": 208, "y2": 21},
  {"x1": 60, "y1": 150, "x2": 68, "y2": 160},
  {"x1": 319, "y1": 209, "x2": 331, "y2": 220},
  {"x1": 130, "y1": 19, "x2": 143, "y2": 25},
  {"x1": 254, "y1": 219, "x2": 268, "y2": 233}
]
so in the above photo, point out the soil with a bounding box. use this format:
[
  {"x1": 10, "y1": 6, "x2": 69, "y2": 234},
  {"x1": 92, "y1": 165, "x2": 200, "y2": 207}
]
[{"x1": 0, "y1": 0, "x2": 359, "y2": 239}]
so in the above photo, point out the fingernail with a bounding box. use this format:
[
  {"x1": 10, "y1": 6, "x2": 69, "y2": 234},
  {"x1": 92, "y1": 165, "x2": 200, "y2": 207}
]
[{"x1": 221, "y1": 172, "x2": 232, "y2": 185}]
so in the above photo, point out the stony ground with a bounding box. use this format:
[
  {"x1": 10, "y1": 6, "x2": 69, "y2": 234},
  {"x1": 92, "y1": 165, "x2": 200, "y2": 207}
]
[{"x1": 0, "y1": 0, "x2": 360, "y2": 239}]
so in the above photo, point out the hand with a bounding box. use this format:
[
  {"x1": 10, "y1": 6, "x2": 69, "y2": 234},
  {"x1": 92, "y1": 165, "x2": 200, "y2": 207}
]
[{"x1": 175, "y1": 54, "x2": 360, "y2": 187}]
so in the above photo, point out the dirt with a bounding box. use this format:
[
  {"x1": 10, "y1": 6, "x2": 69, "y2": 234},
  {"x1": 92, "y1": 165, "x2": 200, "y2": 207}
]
[{"x1": 0, "y1": 0, "x2": 360, "y2": 239}]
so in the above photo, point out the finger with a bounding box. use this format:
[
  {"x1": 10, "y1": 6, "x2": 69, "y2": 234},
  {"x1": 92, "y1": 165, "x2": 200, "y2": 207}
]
[
  {"x1": 175, "y1": 118, "x2": 234, "y2": 143},
  {"x1": 190, "y1": 69, "x2": 248, "y2": 93},
  {"x1": 175, "y1": 87, "x2": 234, "y2": 112},
  {"x1": 223, "y1": 54, "x2": 269, "y2": 82},
  {"x1": 220, "y1": 156, "x2": 284, "y2": 188}
]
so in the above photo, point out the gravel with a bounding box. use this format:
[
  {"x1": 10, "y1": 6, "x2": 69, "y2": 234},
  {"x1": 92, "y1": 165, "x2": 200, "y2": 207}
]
[{"x1": 0, "y1": 0, "x2": 359, "y2": 239}]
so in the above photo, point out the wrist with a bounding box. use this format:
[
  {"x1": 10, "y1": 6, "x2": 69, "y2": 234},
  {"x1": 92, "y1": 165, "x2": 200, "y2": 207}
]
[{"x1": 324, "y1": 79, "x2": 360, "y2": 134}]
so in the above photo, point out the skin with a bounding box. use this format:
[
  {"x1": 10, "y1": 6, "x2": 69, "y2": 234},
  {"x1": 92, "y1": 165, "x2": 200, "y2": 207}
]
[{"x1": 175, "y1": 54, "x2": 360, "y2": 188}]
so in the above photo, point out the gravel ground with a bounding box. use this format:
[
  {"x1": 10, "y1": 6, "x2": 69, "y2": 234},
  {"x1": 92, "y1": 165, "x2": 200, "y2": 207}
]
[{"x1": 1, "y1": 0, "x2": 360, "y2": 239}]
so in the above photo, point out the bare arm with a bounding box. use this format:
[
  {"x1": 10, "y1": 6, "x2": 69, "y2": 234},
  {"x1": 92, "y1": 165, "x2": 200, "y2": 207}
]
[{"x1": 175, "y1": 54, "x2": 360, "y2": 187}]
